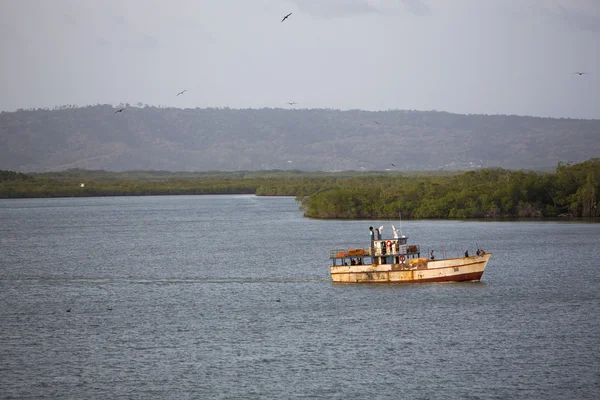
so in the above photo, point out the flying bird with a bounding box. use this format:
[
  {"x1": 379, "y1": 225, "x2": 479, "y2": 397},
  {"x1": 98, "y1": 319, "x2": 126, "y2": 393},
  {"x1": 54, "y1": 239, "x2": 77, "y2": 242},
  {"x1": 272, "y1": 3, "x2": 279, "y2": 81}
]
[
  {"x1": 114, "y1": 108, "x2": 125, "y2": 114},
  {"x1": 373, "y1": 121, "x2": 381, "y2": 125},
  {"x1": 573, "y1": 72, "x2": 587, "y2": 75},
  {"x1": 391, "y1": 163, "x2": 396, "y2": 167},
  {"x1": 177, "y1": 89, "x2": 187, "y2": 96},
  {"x1": 281, "y1": 12, "x2": 292, "y2": 22},
  {"x1": 287, "y1": 102, "x2": 297, "y2": 105}
]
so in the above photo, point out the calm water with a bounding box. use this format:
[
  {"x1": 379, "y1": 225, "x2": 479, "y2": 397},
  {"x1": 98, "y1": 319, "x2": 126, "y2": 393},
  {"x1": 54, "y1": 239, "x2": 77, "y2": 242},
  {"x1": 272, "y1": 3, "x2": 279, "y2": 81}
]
[{"x1": 0, "y1": 195, "x2": 599, "y2": 399}]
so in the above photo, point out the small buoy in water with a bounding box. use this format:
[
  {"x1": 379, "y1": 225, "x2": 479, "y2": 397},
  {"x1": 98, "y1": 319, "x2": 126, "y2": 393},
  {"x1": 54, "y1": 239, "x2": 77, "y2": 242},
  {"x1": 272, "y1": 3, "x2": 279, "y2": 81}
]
[{"x1": 80, "y1": 183, "x2": 85, "y2": 188}]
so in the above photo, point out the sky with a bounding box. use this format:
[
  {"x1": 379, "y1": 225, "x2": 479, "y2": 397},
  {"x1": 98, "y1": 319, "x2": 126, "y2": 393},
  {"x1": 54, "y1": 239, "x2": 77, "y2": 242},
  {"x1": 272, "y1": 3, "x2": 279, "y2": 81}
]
[{"x1": 0, "y1": 0, "x2": 599, "y2": 119}]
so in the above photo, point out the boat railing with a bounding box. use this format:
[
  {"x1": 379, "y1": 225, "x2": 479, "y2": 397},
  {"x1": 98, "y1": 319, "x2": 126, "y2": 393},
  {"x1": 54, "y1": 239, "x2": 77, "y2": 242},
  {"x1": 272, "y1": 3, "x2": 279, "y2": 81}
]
[
  {"x1": 374, "y1": 244, "x2": 420, "y2": 256},
  {"x1": 330, "y1": 248, "x2": 371, "y2": 259},
  {"x1": 330, "y1": 245, "x2": 420, "y2": 259}
]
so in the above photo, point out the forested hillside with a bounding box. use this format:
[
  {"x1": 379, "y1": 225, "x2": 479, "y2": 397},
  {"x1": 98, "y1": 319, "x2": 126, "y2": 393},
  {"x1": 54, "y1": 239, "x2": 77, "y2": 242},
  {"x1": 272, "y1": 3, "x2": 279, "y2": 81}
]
[{"x1": 1, "y1": 105, "x2": 598, "y2": 172}]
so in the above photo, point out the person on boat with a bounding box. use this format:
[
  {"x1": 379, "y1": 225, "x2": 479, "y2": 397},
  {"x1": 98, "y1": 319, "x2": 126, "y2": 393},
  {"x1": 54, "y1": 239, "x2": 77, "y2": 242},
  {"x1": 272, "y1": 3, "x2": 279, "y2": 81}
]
[
  {"x1": 430, "y1": 250, "x2": 435, "y2": 260},
  {"x1": 465, "y1": 250, "x2": 469, "y2": 257},
  {"x1": 476, "y1": 249, "x2": 481, "y2": 256}
]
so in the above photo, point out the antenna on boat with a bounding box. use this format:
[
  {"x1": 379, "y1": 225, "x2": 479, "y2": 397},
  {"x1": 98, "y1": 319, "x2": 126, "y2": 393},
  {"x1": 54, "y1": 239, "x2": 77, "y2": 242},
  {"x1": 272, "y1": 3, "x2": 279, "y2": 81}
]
[{"x1": 398, "y1": 211, "x2": 404, "y2": 237}]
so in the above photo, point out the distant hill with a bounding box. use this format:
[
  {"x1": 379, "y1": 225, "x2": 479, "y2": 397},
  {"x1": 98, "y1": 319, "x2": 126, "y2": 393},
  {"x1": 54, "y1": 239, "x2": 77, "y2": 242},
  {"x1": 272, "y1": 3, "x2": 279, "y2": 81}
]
[{"x1": 1, "y1": 105, "x2": 598, "y2": 172}]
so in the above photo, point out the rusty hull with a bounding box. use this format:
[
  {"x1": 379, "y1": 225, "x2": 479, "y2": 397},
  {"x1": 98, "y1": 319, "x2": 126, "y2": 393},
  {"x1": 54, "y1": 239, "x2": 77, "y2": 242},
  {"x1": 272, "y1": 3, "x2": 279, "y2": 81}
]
[{"x1": 330, "y1": 253, "x2": 491, "y2": 283}]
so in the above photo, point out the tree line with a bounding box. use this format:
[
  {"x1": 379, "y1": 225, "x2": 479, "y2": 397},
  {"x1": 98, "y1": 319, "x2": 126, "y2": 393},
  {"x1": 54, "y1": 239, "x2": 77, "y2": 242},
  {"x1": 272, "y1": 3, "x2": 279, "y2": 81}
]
[
  {"x1": 1, "y1": 159, "x2": 598, "y2": 219},
  {"x1": 296, "y1": 159, "x2": 600, "y2": 219}
]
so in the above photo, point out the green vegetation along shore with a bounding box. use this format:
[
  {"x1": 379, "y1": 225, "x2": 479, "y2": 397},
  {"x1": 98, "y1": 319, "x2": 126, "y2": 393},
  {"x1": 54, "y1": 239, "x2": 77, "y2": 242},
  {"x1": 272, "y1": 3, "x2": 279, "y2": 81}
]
[{"x1": 1, "y1": 159, "x2": 598, "y2": 219}]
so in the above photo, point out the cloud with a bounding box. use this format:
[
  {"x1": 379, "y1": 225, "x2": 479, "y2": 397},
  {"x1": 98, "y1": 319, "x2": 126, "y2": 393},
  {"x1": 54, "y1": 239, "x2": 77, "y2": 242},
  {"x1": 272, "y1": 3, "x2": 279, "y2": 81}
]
[
  {"x1": 101, "y1": 13, "x2": 160, "y2": 50},
  {"x1": 289, "y1": 0, "x2": 383, "y2": 18},
  {"x1": 401, "y1": 0, "x2": 431, "y2": 16},
  {"x1": 552, "y1": 4, "x2": 600, "y2": 33},
  {"x1": 288, "y1": 0, "x2": 431, "y2": 18},
  {"x1": 112, "y1": 14, "x2": 127, "y2": 27},
  {"x1": 62, "y1": 14, "x2": 78, "y2": 26},
  {"x1": 0, "y1": 22, "x2": 22, "y2": 44},
  {"x1": 140, "y1": 33, "x2": 159, "y2": 49},
  {"x1": 95, "y1": 37, "x2": 111, "y2": 48}
]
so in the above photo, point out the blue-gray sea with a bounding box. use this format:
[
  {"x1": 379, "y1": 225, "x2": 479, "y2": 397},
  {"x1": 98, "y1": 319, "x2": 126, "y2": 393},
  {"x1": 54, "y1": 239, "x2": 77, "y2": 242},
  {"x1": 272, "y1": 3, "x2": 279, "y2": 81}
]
[{"x1": 0, "y1": 195, "x2": 599, "y2": 399}]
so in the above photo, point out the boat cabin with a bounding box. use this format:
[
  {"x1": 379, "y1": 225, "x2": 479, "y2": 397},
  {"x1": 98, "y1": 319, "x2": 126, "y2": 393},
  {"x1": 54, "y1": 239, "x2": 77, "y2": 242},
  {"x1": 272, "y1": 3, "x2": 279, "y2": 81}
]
[{"x1": 330, "y1": 227, "x2": 421, "y2": 267}]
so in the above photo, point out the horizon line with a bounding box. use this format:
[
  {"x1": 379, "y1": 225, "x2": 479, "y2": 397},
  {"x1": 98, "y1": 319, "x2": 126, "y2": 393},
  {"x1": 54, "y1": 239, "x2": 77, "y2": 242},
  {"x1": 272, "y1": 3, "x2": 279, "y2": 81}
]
[{"x1": 2, "y1": 104, "x2": 599, "y2": 121}]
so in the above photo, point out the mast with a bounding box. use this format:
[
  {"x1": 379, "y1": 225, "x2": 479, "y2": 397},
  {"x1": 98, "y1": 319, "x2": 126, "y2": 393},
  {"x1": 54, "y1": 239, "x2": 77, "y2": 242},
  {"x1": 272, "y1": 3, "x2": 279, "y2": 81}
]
[{"x1": 399, "y1": 211, "x2": 403, "y2": 237}]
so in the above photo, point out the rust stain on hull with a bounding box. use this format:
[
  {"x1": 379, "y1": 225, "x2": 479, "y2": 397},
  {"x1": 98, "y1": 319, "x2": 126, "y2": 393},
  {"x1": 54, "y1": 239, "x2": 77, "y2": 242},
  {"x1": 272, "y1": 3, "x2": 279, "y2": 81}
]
[{"x1": 408, "y1": 271, "x2": 483, "y2": 283}]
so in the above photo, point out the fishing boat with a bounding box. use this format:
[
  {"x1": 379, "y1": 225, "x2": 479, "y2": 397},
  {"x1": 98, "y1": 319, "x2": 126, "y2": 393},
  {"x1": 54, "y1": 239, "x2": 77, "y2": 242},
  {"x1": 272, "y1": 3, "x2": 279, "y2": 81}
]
[{"x1": 329, "y1": 225, "x2": 491, "y2": 283}]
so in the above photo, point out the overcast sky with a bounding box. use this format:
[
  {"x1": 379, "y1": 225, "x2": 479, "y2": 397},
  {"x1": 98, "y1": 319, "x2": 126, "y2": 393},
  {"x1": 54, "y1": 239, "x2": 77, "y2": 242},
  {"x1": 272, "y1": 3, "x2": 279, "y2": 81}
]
[{"x1": 1, "y1": 0, "x2": 599, "y2": 118}]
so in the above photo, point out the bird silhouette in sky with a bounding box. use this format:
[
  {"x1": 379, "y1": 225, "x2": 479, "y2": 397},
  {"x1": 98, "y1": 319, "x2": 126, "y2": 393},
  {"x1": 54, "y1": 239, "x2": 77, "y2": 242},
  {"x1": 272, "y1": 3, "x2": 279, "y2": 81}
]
[
  {"x1": 287, "y1": 102, "x2": 297, "y2": 105},
  {"x1": 573, "y1": 72, "x2": 587, "y2": 75},
  {"x1": 391, "y1": 163, "x2": 396, "y2": 167},
  {"x1": 373, "y1": 121, "x2": 381, "y2": 125},
  {"x1": 281, "y1": 12, "x2": 292, "y2": 22},
  {"x1": 114, "y1": 108, "x2": 125, "y2": 114},
  {"x1": 177, "y1": 89, "x2": 187, "y2": 96}
]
